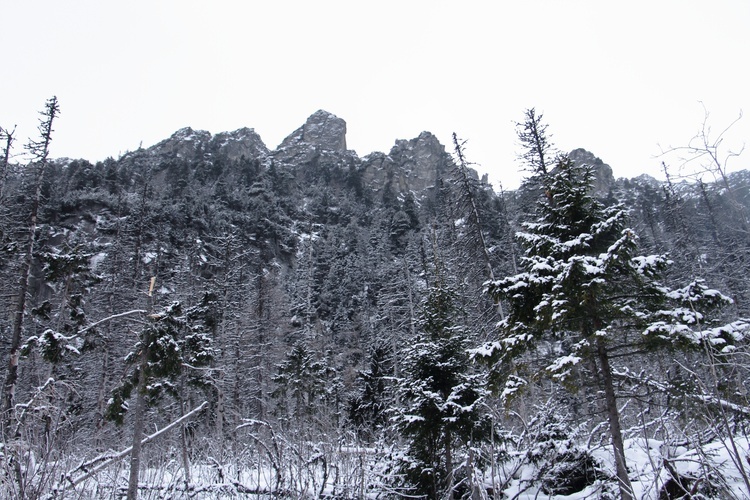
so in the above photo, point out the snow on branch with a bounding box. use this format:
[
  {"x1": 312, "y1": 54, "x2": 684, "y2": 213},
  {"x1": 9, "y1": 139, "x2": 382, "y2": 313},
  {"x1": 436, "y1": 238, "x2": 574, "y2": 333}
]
[
  {"x1": 77, "y1": 309, "x2": 148, "y2": 334},
  {"x1": 612, "y1": 369, "x2": 750, "y2": 417},
  {"x1": 61, "y1": 401, "x2": 208, "y2": 490}
]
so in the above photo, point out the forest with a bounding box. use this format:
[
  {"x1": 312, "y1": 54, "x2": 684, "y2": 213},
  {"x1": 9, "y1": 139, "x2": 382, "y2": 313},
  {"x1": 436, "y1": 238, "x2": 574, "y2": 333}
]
[{"x1": 1, "y1": 98, "x2": 750, "y2": 499}]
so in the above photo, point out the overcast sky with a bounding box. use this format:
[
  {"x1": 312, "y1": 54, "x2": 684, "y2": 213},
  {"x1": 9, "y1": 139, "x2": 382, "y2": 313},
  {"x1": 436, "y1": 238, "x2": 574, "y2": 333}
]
[{"x1": 1, "y1": 0, "x2": 748, "y2": 189}]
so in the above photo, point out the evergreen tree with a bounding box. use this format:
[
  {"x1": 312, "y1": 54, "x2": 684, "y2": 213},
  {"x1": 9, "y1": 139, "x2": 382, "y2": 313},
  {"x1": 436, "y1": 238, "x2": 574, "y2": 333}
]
[
  {"x1": 476, "y1": 155, "x2": 748, "y2": 499},
  {"x1": 271, "y1": 341, "x2": 324, "y2": 421},
  {"x1": 23, "y1": 237, "x2": 101, "y2": 365},
  {"x1": 105, "y1": 297, "x2": 215, "y2": 499},
  {"x1": 515, "y1": 107, "x2": 556, "y2": 178},
  {"x1": 393, "y1": 269, "x2": 492, "y2": 499},
  {"x1": 348, "y1": 343, "x2": 392, "y2": 440},
  {"x1": 450, "y1": 133, "x2": 497, "y2": 283}
]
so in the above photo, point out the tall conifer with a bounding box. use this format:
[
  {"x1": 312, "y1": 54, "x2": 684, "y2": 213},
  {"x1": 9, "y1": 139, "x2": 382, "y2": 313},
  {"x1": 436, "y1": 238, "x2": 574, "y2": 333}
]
[{"x1": 477, "y1": 154, "x2": 747, "y2": 499}]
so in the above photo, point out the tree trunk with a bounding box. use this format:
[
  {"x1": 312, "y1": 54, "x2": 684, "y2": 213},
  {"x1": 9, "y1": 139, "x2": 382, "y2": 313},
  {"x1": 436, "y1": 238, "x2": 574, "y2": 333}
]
[
  {"x1": 66, "y1": 401, "x2": 207, "y2": 489},
  {"x1": 179, "y1": 398, "x2": 192, "y2": 490},
  {"x1": 0, "y1": 125, "x2": 15, "y2": 199},
  {"x1": 2, "y1": 235, "x2": 35, "y2": 432},
  {"x1": 2, "y1": 97, "x2": 58, "y2": 432},
  {"x1": 444, "y1": 427, "x2": 453, "y2": 498},
  {"x1": 127, "y1": 323, "x2": 152, "y2": 500},
  {"x1": 596, "y1": 338, "x2": 634, "y2": 500}
]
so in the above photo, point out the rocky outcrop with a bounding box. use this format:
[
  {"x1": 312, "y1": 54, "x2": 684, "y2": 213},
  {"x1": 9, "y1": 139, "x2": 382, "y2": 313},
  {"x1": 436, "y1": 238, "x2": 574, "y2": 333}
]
[
  {"x1": 362, "y1": 131, "x2": 451, "y2": 194},
  {"x1": 148, "y1": 127, "x2": 213, "y2": 160},
  {"x1": 210, "y1": 127, "x2": 269, "y2": 160},
  {"x1": 276, "y1": 110, "x2": 347, "y2": 153},
  {"x1": 130, "y1": 111, "x2": 460, "y2": 195},
  {"x1": 273, "y1": 110, "x2": 351, "y2": 168},
  {"x1": 568, "y1": 148, "x2": 615, "y2": 197},
  {"x1": 138, "y1": 126, "x2": 269, "y2": 163},
  {"x1": 299, "y1": 110, "x2": 347, "y2": 152}
]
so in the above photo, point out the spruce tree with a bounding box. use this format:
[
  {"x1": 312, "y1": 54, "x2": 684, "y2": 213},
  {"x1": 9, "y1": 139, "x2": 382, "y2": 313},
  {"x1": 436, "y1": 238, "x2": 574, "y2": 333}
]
[
  {"x1": 476, "y1": 155, "x2": 748, "y2": 499},
  {"x1": 393, "y1": 268, "x2": 492, "y2": 498},
  {"x1": 516, "y1": 107, "x2": 556, "y2": 178},
  {"x1": 105, "y1": 297, "x2": 215, "y2": 499}
]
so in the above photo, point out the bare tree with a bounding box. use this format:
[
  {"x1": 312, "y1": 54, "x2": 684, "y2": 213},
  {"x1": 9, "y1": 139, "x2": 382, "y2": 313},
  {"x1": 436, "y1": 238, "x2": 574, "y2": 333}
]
[
  {"x1": 451, "y1": 133, "x2": 496, "y2": 283},
  {"x1": 516, "y1": 107, "x2": 557, "y2": 177},
  {"x1": 0, "y1": 124, "x2": 16, "y2": 199},
  {"x1": 659, "y1": 103, "x2": 745, "y2": 219},
  {"x1": 2, "y1": 97, "x2": 60, "y2": 432},
  {"x1": 659, "y1": 105, "x2": 750, "y2": 310}
]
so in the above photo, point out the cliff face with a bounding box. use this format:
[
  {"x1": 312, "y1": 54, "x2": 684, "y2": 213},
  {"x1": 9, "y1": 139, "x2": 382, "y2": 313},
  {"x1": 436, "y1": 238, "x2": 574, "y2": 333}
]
[
  {"x1": 271, "y1": 111, "x2": 455, "y2": 195},
  {"x1": 105, "y1": 109, "x2": 464, "y2": 206},
  {"x1": 139, "y1": 126, "x2": 269, "y2": 162},
  {"x1": 271, "y1": 110, "x2": 358, "y2": 186},
  {"x1": 115, "y1": 112, "x2": 621, "y2": 200},
  {"x1": 568, "y1": 148, "x2": 615, "y2": 197},
  {"x1": 277, "y1": 109, "x2": 348, "y2": 154},
  {"x1": 361, "y1": 131, "x2": 452, "y2": 194}
]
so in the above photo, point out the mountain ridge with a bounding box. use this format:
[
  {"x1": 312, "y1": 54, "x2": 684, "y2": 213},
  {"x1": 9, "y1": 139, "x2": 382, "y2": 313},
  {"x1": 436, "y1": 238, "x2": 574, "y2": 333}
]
[{"x1": 104, "y1": 110, "x2": 626, "y2": 197}]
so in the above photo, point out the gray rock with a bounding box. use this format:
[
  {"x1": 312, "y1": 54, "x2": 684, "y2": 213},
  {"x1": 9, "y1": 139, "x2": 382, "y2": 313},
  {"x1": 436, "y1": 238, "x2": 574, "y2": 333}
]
[
  {"x1": 362, "y1": 131, "x2": 451, "y2": 193},
  {"x1": 146, "y1": 126, "x2": 269, "y2": 162},
  {"x1": 150, "y1": 127, "x2": 212, "y2": 160},
  {"x1": 272, "y1": 110, "x2": 351, "y2": 172},
  {"x1": 211, "y1": 127, "x2": 269, "y2": 160},
  {"x1": 568, "y1": 148, "x2": 615, "y2": 197},
  {"x1": 136, "y1": 112, "x2": 459, "y2": 195},
  {"x1": 277, "y1": 110, "x2": 347, "y2": 153}
]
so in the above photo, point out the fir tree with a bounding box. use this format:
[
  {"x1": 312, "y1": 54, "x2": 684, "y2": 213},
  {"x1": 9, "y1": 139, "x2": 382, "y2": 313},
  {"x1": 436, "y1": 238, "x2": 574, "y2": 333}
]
[
  {"x1": 271, "y1": 341, "x2": 339, "y2": 432},
  {"x1": 516, "y1": 108, "x2": 556, "y2": 179},
  {"x1": 393, "y1": 269, "x2": 492, "y2": 499},
  {"x1": 475, "y1": 155, "x2": 748, "y2": 500},
  {"x1": 105, "y1": 297, "x2": 216, "y2": 499},
  {"x1": 348, "y1": 343, "x2": 392, "y2": 440}
]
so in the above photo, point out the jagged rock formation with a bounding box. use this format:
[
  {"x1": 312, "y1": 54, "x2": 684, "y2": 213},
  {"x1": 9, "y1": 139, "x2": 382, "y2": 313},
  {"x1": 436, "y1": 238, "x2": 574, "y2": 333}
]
[
  {"x1": 211, "y1": 127, "x2": 270, "y2": 160},
  {"x1": 136, "y1": 110, "x2": 461, "y2": 196},
  {"x1": 277, "y1": 109, "x2": 348, "y2": 153},
  {"x1": 270, "y1": 110, "x2": 454, "y2": 195},
  {"x1": 568, "y1": 148, "x2": 615, "y2": 197},
  {"x1": 361, "y1": 131, "x2": 452, "y2": 194},
  {"x1": 272, "y1": 110, "x2": 357, "y2": 184},
  {"x1": 149, "y1": 127, "x2": 212, "y2": 159},
  {"x1": 117, "y1": 113, "x2": 627, "y2": 203},
  {"x1": 142, "y1": 126, "x2": 269, "y2": 162}
]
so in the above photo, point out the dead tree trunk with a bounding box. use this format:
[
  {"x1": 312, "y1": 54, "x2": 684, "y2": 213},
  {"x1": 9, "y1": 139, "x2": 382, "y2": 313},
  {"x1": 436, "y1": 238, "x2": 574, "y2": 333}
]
[
  {"x1": 597, "y1": 338, "x2": 634, "y2": 500},
  {"x1": 127, "y1": 278, "x2": 155, "y2": 500},
  {"x1": 126, "y1": 326, "x2": 150, "y2": 500},
  {"x1": 2, "y1": 97, "x2": 59, "y2": 434},
  {"x1": 0, "y1": 125, "x2": 15, "y2": 199}
]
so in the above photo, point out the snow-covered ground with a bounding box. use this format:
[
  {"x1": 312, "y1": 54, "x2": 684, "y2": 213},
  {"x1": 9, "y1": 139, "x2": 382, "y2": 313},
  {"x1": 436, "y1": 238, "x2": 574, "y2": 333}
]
[{"x1": 503, "y1": 436, "x2": 750, "y2": 499}]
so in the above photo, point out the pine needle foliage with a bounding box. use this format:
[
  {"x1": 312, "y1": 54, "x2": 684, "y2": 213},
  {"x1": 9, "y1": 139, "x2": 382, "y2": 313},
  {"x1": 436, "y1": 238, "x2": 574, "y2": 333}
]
[
  {"x1": 106, "y1": 299, "x2": 216, "y2": 425},
  {"x1": 393, "y1": 272, "x2": 492, "y2": 498},
  {"x1": 475, "y1": 154, "x2": 748, "y2": 499}
]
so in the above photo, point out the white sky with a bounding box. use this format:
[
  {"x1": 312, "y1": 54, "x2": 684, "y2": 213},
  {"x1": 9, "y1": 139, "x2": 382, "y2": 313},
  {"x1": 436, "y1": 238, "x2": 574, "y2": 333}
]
[{"x1": 1, "y1": 0, "x2": 748, "y2": 189}]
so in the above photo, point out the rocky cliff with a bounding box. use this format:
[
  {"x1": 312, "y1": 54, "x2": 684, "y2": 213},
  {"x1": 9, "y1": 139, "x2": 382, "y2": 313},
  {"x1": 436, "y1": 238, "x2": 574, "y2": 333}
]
[
  {"x1": 120, "y1": 112, "x2": 621, "y2": 200},
  {"x1": 568, "y1": 148, "x2": 615, "y2": 197}
]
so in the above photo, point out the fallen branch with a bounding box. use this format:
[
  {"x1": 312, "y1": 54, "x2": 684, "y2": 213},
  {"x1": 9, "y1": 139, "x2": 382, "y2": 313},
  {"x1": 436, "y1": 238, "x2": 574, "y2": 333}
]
[
  {"x1": 77, "y1": 309, "x2": 148, "y2": 335},
  {"x1": 62, "y1": 401, "x2": 208, "y2": 489},
  {"x1": 113, "y1": 480, "x2": 285, "y2": 496}
]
